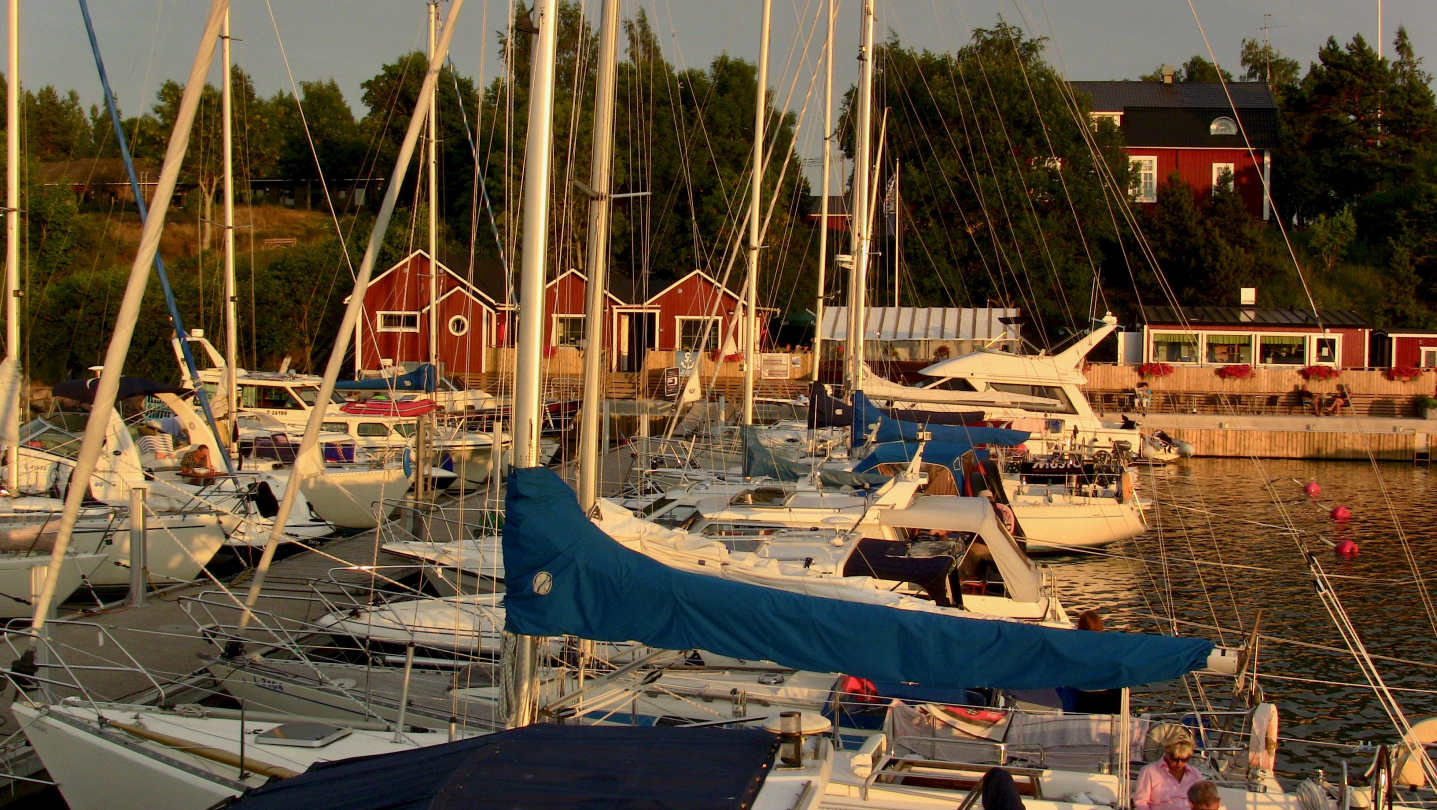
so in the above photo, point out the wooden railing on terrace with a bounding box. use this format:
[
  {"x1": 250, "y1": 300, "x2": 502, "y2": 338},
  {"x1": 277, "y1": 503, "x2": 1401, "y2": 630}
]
[{"x1": 1082, "y1": 364, "x2": 1433, "y2": 418}]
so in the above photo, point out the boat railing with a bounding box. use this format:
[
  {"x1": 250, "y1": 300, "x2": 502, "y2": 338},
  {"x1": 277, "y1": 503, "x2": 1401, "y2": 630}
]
[
  {"x1": 178, "y1": 589, "x2": 335, "y2": 661},
  {"x1": 0, "y1": 621, "x2": 164, "y2": 712},
  {"x1": 375, "y1": 498, "x2": 501, "y2": 546}
]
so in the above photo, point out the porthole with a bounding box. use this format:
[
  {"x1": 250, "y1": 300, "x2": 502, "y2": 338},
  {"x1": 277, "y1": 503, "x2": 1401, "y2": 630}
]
[{"x1": 448, "y1": 315, "x2": 470, "y2": 336}]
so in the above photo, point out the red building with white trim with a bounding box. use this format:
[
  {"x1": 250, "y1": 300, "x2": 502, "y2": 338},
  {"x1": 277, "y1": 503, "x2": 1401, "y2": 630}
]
[{"x1": 1070, "y1": 80, "x2": 1279, "y2": 220}]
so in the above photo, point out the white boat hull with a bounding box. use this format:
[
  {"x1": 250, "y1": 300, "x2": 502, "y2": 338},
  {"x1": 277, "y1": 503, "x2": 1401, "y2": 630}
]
[
  {"x1": 1010, "y1": 499, "x2": 1146, "y2": 553},
  {"x1": 298, "y1": 467, "x2": 408, "y2": 530}
]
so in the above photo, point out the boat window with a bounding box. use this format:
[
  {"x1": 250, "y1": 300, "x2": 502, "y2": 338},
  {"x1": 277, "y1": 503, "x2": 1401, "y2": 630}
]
[
  {"x1": 652, "y1": 505, "x2": 699, "y2": 529},
  {"x1": 321, "y1": 422, "x2": 351, "y2": 435},
  {"x1": 245, "y1": 385, "x2": 306, "y2": 410},
  {"x1": 718, "y1": 538, "x2": 765, "y2": 553},
  {"x1": 356, "y1": 423, "x2": 391, "y2": 438},
  {"x1": 700, "y1": 523, "x2": 788, "y2": 538},
  {"x1": 924, "y1": 377, "x2": 977, "y2": 392},
  {"x1": 392, "y1": 423, "x2": 416, "y2": 438},
  {"x1": 21, "y1": 427, "x2": 81, "y2": 458},
  {"x1": 989, "y1": 383, "x2": 1076, "y2": 414},
  {"x1": 729, "y1": 487, "x2": 789, "y2": 506},
  {"x1": 637, "y1": 497, "x2": 677, "y2": 518}
]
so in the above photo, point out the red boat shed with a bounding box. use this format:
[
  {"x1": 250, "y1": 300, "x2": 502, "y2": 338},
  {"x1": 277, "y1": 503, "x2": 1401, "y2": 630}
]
[
  {"x1": 350, "y1": 250, "x2": 501, "y2": 376},
  {"x1": 1070, "y1": 79, "x2": 1278, "y2": 220}
]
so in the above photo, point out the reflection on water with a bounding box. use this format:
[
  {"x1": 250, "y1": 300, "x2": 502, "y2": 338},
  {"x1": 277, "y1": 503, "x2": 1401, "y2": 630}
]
[{"x1": 1053, "y1": 458, "x2": 1437, "y2": 781}]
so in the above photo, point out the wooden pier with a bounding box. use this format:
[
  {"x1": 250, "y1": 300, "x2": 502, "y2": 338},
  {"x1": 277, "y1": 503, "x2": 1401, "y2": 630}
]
[{"x1": 1140, "y1": 413, "x2": 1435, "y2": 461}]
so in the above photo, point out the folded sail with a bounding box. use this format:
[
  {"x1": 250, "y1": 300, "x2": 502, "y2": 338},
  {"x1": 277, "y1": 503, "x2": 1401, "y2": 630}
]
[
  {"x1": 851, "y1": 391, "x2": 1024, "y2": 447},
  {"x1": 503, "y1": 467, "x2": 1212, "y2": 691}
]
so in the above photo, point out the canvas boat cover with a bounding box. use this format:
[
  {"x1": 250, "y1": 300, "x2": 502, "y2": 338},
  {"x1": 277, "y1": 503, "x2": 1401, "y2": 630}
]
[
  {"x1": 852, "y1": 391, "x2": 1028, "y2": 447},
  {"x1": 225, "y1": 723, "x2": 779, "y2": 810},
  {"x1": 335, "y1": 363, "x2": 438, "y2": 392},
  {"x1": 809, "y1": 382, "x2": 985, "y2": 430},
  {"x1": 742, "y1": 426, "x2": 889, "y2": 488},
  {"x1": 503, "y1": 467, "x2": 1212, "y2": 691},
  {"x1": 339, "y1": 399, "x2": 439, "y2": 417}
]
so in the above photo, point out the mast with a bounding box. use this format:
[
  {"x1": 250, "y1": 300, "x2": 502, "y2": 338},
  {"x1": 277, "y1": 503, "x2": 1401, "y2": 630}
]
[
  {"x1": 505, "y1": 0, "x2": 561, "y2": 729},
  {"x1": 427, "y1": 1, "x2": 440, "y2": 370},
  {"x1": 577, "y1": 0, "x2": 620, "y2": 511},
  {"x1": 741, "y1": 0, "x2": 773, "y2": 426},
  {"x1": 844, "y1": 0, "x2": 875, "y2": 394},
  {"x1": 809, "y1": 0, "x2": 834, "y2": 386},
  {"x1": 23, "y1": 0, "x2": 234, "y2": 649},
  {"x1": 4, "y1": 0, "x2": 17, "y2": 493},
  {"x1": 221, "y1": 11, "x2": 237, "y2": 451}
]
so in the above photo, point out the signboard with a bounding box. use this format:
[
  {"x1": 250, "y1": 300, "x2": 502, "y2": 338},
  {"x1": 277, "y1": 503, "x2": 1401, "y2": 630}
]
[
  {"x1": 662, "y1": 367, "x2": 681, "y2": 399},
  {"x1": 758, "y1": 353, "x2": 791, "y2": 380},
  {"x1": 674, "y1": 350, "x2": 701, "y2": 373}
]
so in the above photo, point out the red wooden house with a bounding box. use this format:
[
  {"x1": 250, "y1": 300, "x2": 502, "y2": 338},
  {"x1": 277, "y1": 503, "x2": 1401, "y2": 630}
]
[
  {"x1": 1138, "y1": 305, "x2": 1371, "y2": 369},
  {"x1": 1371, "y1": 330, "x2": 1437, "y2": 370},
  {"x1": 1070, "y1": 79, "x2": 1278, "y2": 220},
  {"x1": 351, "y1": 250, "x2": 501, "y2": 375}
]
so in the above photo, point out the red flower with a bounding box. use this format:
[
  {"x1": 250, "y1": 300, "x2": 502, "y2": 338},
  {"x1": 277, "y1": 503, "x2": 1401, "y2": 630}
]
[
  {"x1": 1215, "y1": 364, "x2": 1255, "y2": 380},
  {"x1": 1299, "y1": 365, "x2": 1340, "y2": 380},
  {"x1": 1387, "y1": 366, "x2": 1424, "y2": 381},
  {"x1": 1137, "y1": 362, "x2": 1175, "y2": 378}
]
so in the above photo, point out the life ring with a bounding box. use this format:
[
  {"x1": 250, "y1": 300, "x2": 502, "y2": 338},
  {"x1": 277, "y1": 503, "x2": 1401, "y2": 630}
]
[
  {"x1": 941, "y1": 705, "x2": 1005, "y2": 724},
  {"x1": 1394, "y1": 716, "x2": 1437, "y2": 788},
  {"x1": 993, "y1": 502, "x2": 1016, "y2": 534}
]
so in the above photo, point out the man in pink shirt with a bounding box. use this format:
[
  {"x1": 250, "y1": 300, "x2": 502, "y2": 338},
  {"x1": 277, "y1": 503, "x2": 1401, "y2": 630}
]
[{"x1": 1135, "y1": 739, "x2": 1203, "y2": 810}]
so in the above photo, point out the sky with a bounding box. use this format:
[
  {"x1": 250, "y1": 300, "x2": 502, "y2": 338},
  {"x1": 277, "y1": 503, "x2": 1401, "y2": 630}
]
[{"x1": 10, "y1": 0, "x2": 1434, "y2": 174}]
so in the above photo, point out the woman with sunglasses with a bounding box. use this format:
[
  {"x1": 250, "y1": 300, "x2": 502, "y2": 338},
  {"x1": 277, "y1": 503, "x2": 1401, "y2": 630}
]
[{"x1": 1135, "y1": 739, "x2": 1203, "y2": 810}]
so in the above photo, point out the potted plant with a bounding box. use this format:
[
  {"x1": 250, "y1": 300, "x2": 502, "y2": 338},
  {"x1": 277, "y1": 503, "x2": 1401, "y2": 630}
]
[
  {"x1": 1416, "y1": 395, "x2": 1437, "y2": 420},
  {"x1": 1387, "y1": 366, "x2": 1424, "y2": 382},
  {"x1": 1215, "y1": 364, "x2": 1255, "y2": 380},
  {"x1": 1299, "y1": 365, "x2": 1340, "y2": 381}
]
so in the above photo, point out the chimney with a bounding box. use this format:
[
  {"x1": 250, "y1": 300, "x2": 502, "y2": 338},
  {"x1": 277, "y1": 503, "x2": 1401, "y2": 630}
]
[
  {"x1": 1161, "y1": 65, "x2": 1175, "y2": 85},
  {"x1": 1240, "y1": 287, "x2": 1257, "y2": 306}
]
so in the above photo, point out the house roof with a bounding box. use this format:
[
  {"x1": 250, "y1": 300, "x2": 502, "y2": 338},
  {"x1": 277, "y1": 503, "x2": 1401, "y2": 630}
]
[
  {"x1": 1069, "y1": 81, "x2": 1278, "y2": 112},
  {"x1": 646, "y1": 269, "x2": 742, "y2": 305},
  {"x1": 38, "y1": 157, "x2": 160, "y2": 187},
  {"x1": 1142, "y1": 306, "x2": 1370, "y2": 329}
]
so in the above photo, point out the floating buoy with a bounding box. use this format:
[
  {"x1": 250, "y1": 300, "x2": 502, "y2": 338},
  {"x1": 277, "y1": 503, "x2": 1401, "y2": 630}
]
[
  {"x1": 1303, "y1": 482, "x2": 1321, "y2": 498},
  {"x1": 1330, "y1": 505, "x2": 1352, "y2": 521},
  {"x1": 1335, "y1": 539, "x2": 1360, "y2": 558}
]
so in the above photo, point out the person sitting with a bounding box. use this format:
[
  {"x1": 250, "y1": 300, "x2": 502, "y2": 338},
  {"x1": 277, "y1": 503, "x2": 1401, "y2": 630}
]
[
  {"x1": 1134, "y1": 739, "x2": 1203, "y2": 810},
  {"x1": 1134, "y1": 382, "x2": 1153, "y2": 415},
  {"x1": 981, "y1": 767, "x2": 1026, "y2": 810},
  {"x1": 1187, "y1": 781, "x2": 1221, "y2": 810},
  {"x1": 1323, "y1": 384, "x2": 1351, "y2": 416},
  {"x1": 1296, "y1": 385, "x2": 1317, "y2": 415}
]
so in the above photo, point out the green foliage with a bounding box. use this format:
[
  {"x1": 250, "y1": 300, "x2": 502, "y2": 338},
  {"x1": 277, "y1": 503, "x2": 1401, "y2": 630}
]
[
  {"x1": 1141, "y1": 55, "x2": 1233, "y2": 83},
  {"x1": 1307, "y1": 210, "x2": 1356, "y2": 272},
  {"x1": 1239, "y1": 38, "x2": 1300, "y2": 95}
]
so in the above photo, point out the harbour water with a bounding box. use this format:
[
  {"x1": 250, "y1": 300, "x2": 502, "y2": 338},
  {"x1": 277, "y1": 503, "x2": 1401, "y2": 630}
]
[{"x1": 1062, "y1": 458, "x2": 1437, "y2": 782}]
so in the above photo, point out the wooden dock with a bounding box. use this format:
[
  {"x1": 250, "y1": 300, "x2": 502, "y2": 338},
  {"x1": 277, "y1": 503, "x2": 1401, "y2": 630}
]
[{"x1": 1140, "y1": 413, "x2": 1435, "y2": 461}]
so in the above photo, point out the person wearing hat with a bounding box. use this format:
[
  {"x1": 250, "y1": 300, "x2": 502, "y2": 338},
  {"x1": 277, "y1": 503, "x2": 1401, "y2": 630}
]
[{"x1": 1135, "y1": 738, "x2": 1202, "y2": 810}]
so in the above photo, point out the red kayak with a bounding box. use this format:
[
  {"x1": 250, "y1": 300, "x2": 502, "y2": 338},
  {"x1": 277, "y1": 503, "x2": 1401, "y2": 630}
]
[{"x1": 340, "y1": 398, "x2": 439, "y2": 417}]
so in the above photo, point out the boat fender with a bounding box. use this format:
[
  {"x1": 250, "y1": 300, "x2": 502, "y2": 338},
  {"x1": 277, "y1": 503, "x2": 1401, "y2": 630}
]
[
  {"x1": 1174, "y1": 440, "x2": 1195, "y2": 457},
  {"x1": 1304, "y1": 481, "x2": 1322, "y2": 498},
  {"x1": 1248, "y1": 702, "x2": 1279, "y2": 774},
  {"x1": 1394, "y1": 716, "x2": 1437, "y2": 787},
  {"x1": 1331, "y1": 505, "x2": 1352, "y2": 522},
  {"x1": 402, "y1": 447, "x2": 414, "y2": 479},
  {"x1": 1335, "y1": 539, "x2": 1360, "y2": 558}
]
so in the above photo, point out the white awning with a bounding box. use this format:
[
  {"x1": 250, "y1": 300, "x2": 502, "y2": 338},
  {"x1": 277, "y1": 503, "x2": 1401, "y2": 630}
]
[{"x1": 821, "y1": 307, "x2": 1020, "y2": 342}]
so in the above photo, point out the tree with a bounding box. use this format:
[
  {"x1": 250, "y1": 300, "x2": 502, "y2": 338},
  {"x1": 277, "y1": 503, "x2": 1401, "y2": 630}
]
[
  {"x1": 1141, "y1": 55, "x2": 1233, "y2": 83},
  {"x1": 1307, "y1": 210, "x2": 1356, "y2": 272},
  {"x1": 1239, "y1": 38, "x2": 1300, "y2": 94},
  {"x1": 275, "y1": 79, "x2": 363, "y2": 210},
  {"x1": 24, "y1": 87, "x2": 93, "y2": 160},
  {"x1": 1140, "y1": 172, "x2": 1280, "y2": 306}
]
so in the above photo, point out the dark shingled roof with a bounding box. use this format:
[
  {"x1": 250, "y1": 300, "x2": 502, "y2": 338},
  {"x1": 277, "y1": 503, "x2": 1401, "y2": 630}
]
[
  {"x1": 1143, "y1": 306, "x2": 1370, "y2": 329},
  {"x1": 1069, "y1": 81, "x2": 1278, "y2": 112}
]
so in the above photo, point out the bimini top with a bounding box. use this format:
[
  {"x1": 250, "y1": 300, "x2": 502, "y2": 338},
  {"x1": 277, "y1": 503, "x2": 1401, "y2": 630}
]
[
  {"x1": 876, "y1": 495, "x2": 1040, "y2": 602},
  {"x1": 822, "y1": 306, "x2": 1020, "y2": 342},
  {"x1": 226, "y1": 724, "x2": 780, "y2": 810}
]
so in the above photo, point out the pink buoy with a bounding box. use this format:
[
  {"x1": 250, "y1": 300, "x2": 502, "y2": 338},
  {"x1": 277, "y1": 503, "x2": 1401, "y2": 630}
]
[
  {"x1": 1303, "y1": 482, "x2": 1322, "y2": 498},
  {"x1": 1335, "y1": 539, "x2": 1360, "y2": 558},
  {"x1": 1331, "y1": 505, "x2": 1352, "y2": 521}
]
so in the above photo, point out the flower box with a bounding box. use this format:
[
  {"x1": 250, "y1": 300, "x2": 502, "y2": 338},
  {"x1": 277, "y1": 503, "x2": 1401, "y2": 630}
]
[
  {"x1": 1299, "y1": 365, "x2": 1340, "y2": 381},
  {"x1": 1215, "y1": 364, "x2": 1255, "y2": 380},
  {"x1": 1137, "y1": 362, "x2": 1175, "y2": 378},
  {"x1": 1387, "y1": 366, "x2": 1425, "y2": 382}
]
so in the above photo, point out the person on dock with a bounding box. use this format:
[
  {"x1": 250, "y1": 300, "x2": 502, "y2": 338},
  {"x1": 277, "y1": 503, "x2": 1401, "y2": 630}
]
[
  {"x1": 1323, "y1": 384, "x2": 1351, "y2": 417},
  {"x1": 1135, "y1": 382, "x2": 1153, "y2": 415},
  {"x1": 1296, "y1": 385, "x2": 1317, "y2": 415},
  {"x1": 1135, "y1": 738, "x2": 1202, "y2": 810}
]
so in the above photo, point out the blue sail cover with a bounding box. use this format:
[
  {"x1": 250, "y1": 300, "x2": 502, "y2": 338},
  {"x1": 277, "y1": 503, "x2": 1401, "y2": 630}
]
[
  {"x1": 851, "y1": 441, "x2": 989, "y2": 479},
  {"x1": 873, "y1": 417, "x2": 1029, "y2": 447},
  {"x1": 335, "y1": 364, "x2": 437, "y2": 392},
  {"x1": 503, "y1": 467, "x2": 1212, "y2": 691},
  {"x1": 742, "y1": 427, "x2": 890, "y2": 488}
]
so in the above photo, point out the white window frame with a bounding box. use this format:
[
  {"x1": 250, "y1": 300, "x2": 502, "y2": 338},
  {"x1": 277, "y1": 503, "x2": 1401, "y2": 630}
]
[
  {"x1": 1211, "y1": 163, "x2": 1235, "y2": 194},
  {"x1": 1090, "y1": 112, "x2": 1122, "y2": 129},
  {"x1": 1131, "y1": 156, "x2": 1157, "y2": 203},
  {"x1": 377, "y1": 311, "x2": 420, "y2": 333},
  {"x1": 1255, "y1": 333, "x2": 1311, "y2": 367},
  {"x1": 676, "y1": 316, "x2": 720, "y2": 352},
  {"x1": 1422, "y1": 347, "x2": 1437, "y2": 368},
  {"x1": 1149, "y1": 331, "x2": 1199, "y2": 364},
  {"x1": 448, "y1": 315, "x2": 470, "y2": 337},
  {"x1": 1210, "y1": 116, "x2": 1238, "y2": 136},
  {"x1": 1202, "y1": 331, "x2": 1254, "y2": 365},
  {"x1": 551, "y1": 314, "x2": 585, "y2": 347},
  {"x1": 1310, "y1": 334, "x2": 1341, "y2": 366}
]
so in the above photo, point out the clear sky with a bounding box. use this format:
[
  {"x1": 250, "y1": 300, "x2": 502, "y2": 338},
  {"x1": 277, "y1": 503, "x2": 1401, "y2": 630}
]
[{"x1": 11, "y1": 0, "x2": 1433, "y2": 170}]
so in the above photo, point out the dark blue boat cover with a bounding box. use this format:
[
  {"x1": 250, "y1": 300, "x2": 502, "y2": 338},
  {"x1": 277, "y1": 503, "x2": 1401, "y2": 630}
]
[
  {"x1": 226, "y1": 723, "x2": 779, "y2": 810},
  {"x1": 871, "y1": 416, "x2": 1029, "y2": 447},
  {"x1": 503, "y1": 467, "x2": 1213, "y2": 691},
  {"x1": 850, "y1": 441, "x2": 990, "y2": 480},
  {"x1": 335, "y1": 364, "x2": 437, "y2": 392}
]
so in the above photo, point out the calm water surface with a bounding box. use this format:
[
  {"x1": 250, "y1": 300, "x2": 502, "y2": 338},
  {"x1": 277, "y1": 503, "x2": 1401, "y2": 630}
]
[{"x1": 1055, "y1": 458, "x2": 1437, "y2": 782}]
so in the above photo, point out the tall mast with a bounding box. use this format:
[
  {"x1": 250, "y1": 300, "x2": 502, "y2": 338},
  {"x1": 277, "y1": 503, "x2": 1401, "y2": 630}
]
[
  {"x1": 4, "y1": 0, "x2": 18, "y2": 492},
  {"x1": 845, "y1": 0, "x2": 875, "y2": 394},
  {"x1": 505, "y1": 0, "x2": 560, "y2": 729},
  {"x1": 427, "y1": 1, "x2": 440, "y2": 369},
  {"x1": 221, "y1": 11, "x2": 237, "y2": 450},
  {"x1": 809, "y1": 0, "x2": 834, "y2": 385},
  {"x1": 741, "y1": 0, "x2": 773, "y2": 426},
  {"x1": 577, "y1": 0, "x2": 620, "y2": 511}
]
